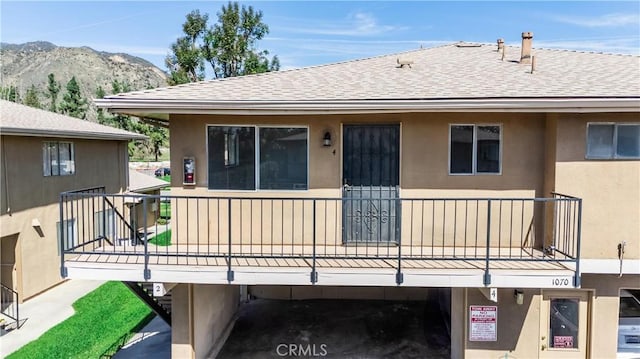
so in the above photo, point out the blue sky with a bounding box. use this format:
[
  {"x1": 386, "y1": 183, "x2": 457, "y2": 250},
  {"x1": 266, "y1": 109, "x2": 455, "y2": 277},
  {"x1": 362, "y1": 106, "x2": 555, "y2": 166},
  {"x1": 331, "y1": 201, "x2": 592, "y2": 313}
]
[{"x1": 1, "y1": 1, "x2": 639, "y2": 73}]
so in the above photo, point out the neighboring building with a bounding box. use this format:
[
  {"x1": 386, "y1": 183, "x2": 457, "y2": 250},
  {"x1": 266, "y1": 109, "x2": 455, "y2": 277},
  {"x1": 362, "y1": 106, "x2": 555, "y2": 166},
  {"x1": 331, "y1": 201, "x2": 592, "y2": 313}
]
[
  {"x1": 127, "y1": 170, "x2": 168, "y2": 230},
  {"x1": 0, "y1": 100, "x2": 145, "y2": 304},
  {"x1": 63, "y1": 33, "x2": 640, "y2": 358}
]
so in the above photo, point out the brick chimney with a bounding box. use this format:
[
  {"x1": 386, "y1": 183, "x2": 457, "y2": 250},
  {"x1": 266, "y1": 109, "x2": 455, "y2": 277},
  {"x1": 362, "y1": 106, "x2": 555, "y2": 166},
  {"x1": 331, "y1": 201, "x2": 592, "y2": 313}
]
[{"x1": 520, "y1": 32, "x2": 533, "y2": 64}]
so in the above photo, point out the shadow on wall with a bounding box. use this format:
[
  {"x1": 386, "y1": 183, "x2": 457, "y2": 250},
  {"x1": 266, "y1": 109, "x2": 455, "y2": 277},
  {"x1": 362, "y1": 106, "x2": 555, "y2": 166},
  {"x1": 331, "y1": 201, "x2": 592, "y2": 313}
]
[{"x1": 466, "y1": 288, "x2": 535, "y2": 352}]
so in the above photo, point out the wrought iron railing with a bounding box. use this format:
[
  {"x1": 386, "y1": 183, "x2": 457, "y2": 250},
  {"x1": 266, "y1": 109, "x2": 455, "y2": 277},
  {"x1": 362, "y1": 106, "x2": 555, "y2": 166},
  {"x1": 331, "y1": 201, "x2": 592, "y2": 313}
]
[
  {"x1": 1, "y1": 283, "x2": 20, "y2": 330},
  {"x1": 59, "y1": 189, "x2": 582, "y2": 286}
]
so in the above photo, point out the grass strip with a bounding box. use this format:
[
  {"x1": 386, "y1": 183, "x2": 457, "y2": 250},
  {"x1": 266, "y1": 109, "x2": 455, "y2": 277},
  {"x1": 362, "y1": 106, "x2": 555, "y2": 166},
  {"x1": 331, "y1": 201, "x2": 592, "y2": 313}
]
[
  {"x1": 7, "y1": 282, "x2": 153, "y2": 359},
  {"x1": 149, "y1": 230, "x2": 172, "y2": 246}
]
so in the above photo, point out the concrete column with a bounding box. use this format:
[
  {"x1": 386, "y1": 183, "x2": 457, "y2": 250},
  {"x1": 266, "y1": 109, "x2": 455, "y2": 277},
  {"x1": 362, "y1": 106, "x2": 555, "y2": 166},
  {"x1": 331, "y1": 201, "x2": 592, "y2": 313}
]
[
  {"x1": 171, "y1": 283, "x2": 240, "y2": 359},
  {"x1": 451, "y1": 288, "x2": 465, "y2": 359},
  {"x1": 172, "y1": 283, "x2": 195, "y2": 359}
]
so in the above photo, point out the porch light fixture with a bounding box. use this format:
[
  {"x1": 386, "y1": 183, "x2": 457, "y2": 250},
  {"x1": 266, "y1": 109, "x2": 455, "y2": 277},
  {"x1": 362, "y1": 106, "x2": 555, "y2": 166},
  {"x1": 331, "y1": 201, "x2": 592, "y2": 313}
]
[
  {"x1": 514, "y1": 289, "x2": 524, "y2": 305},
  {"x1": 323, "y1": 131, "x2": 332, "y2": 147}
]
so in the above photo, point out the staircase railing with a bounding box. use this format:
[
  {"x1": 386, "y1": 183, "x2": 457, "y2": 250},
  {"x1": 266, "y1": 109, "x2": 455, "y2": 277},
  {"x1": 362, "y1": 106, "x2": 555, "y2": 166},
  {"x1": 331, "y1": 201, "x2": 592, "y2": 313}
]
[
  {"x1": 123, "y1": 282, "x2": 171, "y2": 325},
  {"x1": 1, "y1": 283, "x2": 20, "y2": 330}
]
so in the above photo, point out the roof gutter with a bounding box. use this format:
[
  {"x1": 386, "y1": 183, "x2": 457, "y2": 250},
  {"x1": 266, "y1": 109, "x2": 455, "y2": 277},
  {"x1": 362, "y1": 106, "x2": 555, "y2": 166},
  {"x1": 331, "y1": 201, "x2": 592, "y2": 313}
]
[
  {"x1": 0, "y1": 127, "x2": 148, "y2": 141},
  {"x1": 95, "y1": 97, "x2": 640, "y2": 119}
]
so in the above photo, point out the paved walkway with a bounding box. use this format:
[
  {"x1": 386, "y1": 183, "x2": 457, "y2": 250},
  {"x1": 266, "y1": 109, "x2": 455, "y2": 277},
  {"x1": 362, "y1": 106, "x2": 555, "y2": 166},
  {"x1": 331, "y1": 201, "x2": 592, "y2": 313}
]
[
  {"x1": 113, "y1": 316, "x2": 171, "y2": 359},
  {"x1": 0, "y1": 279, "x2": 104, "y2": 357}
]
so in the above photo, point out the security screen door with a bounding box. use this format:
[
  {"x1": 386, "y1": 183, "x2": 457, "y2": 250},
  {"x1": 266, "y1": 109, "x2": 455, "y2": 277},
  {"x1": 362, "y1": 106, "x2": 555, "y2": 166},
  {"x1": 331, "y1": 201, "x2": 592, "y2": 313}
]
[{"x1": 343, "y1": 125, "x2": 400, "y2": 243}]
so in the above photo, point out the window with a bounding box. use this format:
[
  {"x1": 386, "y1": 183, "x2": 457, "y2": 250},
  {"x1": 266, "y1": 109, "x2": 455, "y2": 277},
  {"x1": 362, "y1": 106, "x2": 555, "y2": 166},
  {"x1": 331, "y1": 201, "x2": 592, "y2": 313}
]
[
  {"x1": 207, "y1": 126, "x2": 308, "y2": 190},
  {"x1": 450, "y1": 125, "x2": 501, "y2": 174},
  {"x1": 549, "y1": 298, "x2": 579, "y2": 349},
  {"x1": 43, "y1": 142, "x2": 75, "y2": 176},
  {"x1": 94, "y1": 209, "x2": 115, "y2": 240},
  {"x1": 587, "y1": 123, "x2": 640, "y2": 159},
  {"x1": 57, "y1": 219, "x2": 77, "y2": 255}
]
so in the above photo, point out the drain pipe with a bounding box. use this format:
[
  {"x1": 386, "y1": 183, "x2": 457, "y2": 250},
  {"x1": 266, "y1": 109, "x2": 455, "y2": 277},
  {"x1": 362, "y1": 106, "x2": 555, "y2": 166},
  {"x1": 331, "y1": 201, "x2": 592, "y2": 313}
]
[{"x1": 618, "y1": 241, "x2": 626, "y2": 277}]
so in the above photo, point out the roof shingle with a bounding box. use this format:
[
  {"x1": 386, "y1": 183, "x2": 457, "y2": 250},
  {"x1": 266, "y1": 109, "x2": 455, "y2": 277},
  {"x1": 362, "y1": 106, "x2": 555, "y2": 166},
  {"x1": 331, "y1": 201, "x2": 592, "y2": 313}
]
[
  {"x1": 0, "y1": 100, "x2": 146, "y2": 140},
  {"x1": 105, "y1": 43, "x2": 640, "y2": 102}
]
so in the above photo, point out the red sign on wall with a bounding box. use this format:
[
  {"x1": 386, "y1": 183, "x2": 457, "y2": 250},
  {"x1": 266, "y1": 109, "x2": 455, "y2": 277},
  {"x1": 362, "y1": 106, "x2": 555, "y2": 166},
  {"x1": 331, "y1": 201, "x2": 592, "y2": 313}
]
[{"x1": 553, "y1": 336, "x2": 574, "y2": 348}]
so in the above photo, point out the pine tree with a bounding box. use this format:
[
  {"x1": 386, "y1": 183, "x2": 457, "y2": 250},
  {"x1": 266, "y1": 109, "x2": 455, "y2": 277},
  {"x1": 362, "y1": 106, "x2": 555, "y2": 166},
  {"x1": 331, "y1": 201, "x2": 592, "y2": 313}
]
[
  {"x1": 47, "y1": 73, "x2": 61, "y2": 112},
  {"x1": 1, "y1": 85, "x2": 21, "y2": 103},
  {"x1": 23, "y1": 85, "x2": 42, "y2": 109},
  {"x1": 95, "y1": 85, "x2": 108, "y2": 124},
  {"x1": 59, "y1": 76, "x2": 88, "y2": 119}
]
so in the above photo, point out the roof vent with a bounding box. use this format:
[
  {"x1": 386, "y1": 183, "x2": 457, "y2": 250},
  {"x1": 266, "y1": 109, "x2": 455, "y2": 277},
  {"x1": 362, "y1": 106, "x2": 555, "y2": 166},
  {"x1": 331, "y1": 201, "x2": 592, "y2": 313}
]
[
  {"x1": 520, "y1": 31, "x2": 533, "y2": 64},
  {"x1": 397, "y1": 58, "x2": 414, "y2": 68},
  {"x1": 455, "y1": 43, "x2": 481, "y2": 48},
  {"x1": 497, "y1": 38, "x2": 505, "y2": 61}
]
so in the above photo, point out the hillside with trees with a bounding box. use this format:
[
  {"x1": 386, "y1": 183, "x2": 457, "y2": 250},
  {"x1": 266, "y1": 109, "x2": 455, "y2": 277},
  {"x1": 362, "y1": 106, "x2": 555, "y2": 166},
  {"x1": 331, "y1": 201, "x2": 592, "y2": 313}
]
[{"x1": 0, "y1": 41, "x2": 169, "y2": 160}]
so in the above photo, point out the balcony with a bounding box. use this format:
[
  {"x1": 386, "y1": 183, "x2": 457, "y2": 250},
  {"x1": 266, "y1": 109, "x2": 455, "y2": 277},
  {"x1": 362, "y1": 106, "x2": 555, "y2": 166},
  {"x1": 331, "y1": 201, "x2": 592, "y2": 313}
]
[{"x1": 59, "y1": 188, "x2": 582, "y2": 288}]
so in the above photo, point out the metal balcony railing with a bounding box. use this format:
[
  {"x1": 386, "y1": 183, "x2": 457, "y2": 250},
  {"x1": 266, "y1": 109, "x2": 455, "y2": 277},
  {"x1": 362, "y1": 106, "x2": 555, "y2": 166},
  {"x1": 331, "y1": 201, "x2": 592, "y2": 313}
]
[{"x1": 59, "y1": 188, "x2": 582, "y2": 287}]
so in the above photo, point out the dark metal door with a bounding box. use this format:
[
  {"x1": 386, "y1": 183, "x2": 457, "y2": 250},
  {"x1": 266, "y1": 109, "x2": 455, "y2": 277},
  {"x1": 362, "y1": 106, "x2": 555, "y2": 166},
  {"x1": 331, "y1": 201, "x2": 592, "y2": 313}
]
[{"x1": 343, "y1": 125, "x2": 400, "y2": 243}]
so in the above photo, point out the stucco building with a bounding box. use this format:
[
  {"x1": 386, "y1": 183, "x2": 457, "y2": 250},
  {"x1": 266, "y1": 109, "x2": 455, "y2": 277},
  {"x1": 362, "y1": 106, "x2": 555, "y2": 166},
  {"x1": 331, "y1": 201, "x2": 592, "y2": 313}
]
[
  {"x1": 63, "y1": 33, "x2": 639, "y2": 358},
  {"x1": 0, "y1": 100, "x2": 145, "y2": 309}
]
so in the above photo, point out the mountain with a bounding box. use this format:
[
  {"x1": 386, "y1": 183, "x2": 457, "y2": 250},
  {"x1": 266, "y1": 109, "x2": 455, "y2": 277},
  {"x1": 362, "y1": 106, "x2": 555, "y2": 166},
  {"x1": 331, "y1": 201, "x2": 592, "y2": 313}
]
[{"x1": 0, "y1": 41, "x2": 168, "y2": 120}]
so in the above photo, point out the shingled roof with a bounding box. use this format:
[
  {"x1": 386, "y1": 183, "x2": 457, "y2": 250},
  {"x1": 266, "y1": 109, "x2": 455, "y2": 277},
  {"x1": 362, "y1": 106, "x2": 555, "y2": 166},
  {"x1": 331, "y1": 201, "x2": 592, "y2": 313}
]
[
  {"x1": 1, "y1": 100, "x2": 146, "y2": 140},
  {"x1": 96, "y1": 42, "x2": 640, "y2": 117}
]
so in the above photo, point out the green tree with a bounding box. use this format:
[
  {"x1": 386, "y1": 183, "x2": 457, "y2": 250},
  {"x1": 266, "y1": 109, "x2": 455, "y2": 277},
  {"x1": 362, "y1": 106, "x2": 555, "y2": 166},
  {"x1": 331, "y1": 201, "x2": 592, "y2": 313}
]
[
  {"x1": 203, "y1": 2, "x2": 278, "y2": 78},
  {"x1": 47, "y1": 73, "x2": 61, "y2": 112},
  {"x1": 0, "y1": 85, "x2": 20, "y2": 102},
  {"x1": 166, "y1": 2, "x2": 278, "y2": 83},
  {"x1": 165, "y1": 10, "x2": 208, "y2": 85},
  {"x1": 95, "y1": 85, "x2": 108, "y2": 124},
  {"x1": 23, "y1": 85, "x2": 42, "y2": 109},
  {"x1": 59, "y1": 76, "x2": 88, "y2": 119},
  {"x1": 148, "y1": 127, "x2": 168, "y2": 161}
]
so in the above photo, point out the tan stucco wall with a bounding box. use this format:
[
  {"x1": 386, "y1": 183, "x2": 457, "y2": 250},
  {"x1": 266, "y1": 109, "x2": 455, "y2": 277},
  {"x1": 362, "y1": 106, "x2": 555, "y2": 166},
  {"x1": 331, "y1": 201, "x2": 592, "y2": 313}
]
[
  {"x1": 582, "y1": 274, "x2": 640, "y2": 359},
  {"x1": 169, "y1": 112, "x2": 546, "y2": 193},
  {"x1": 552, "y1": 114, "x2": 640, "y2": 260},
  {"x1": 0, "y1": 135, "x2": 129, "y2": 300},
  {"x1": 168, "y1": 113, "x2": 547, "y2": 249},
  {"x1": 464, "y1": 288, "x2": 541, "y2": 358},
  {"x1": 172, "y1": 283, "x2": 239, "y2": 359}
]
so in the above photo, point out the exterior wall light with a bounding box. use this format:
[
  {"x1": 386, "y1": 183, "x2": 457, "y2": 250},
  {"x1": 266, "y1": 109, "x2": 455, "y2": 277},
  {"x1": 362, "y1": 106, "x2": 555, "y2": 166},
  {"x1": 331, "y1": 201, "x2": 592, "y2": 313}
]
[
  {"x1": 514, "y1": 289, "x2": 524, "y2": 305},
  {"x1": 323, "y1": 131, "x2": 332, "y2": 147}
]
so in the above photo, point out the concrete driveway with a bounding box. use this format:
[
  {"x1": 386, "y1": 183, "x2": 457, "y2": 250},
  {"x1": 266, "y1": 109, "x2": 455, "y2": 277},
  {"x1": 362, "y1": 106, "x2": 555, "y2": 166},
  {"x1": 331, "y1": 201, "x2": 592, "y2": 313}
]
[{"x1": 218, "y1": 298, "x2": 450, "y2": 359}]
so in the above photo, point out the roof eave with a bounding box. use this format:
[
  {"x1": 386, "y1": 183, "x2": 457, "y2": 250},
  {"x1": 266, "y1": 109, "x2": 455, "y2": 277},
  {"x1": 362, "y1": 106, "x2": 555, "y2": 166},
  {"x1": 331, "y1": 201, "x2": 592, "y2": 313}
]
[
  {"x1": 95, "y1": 98, "x2": 640, "y2": 118},
  {"x1": 0, "y1": 127, "x2": 148, "y2": 141}
]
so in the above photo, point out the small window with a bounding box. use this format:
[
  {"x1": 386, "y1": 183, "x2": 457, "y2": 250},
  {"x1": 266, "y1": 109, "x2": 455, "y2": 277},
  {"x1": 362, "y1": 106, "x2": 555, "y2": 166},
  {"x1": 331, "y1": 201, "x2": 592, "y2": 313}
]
[
  {"x1": 207, "y1": 125, "x2": 308, "y2": 190},
  {"x1": 43, "y1": 142, "x2": 75, "y2": 176},
  {"x1": 549, "y1": 298, "x2": 579, "y2": 349},
  {"x1": 587, "y1": 123, "x2": 640, "y2": 159},
  {"x1": 94, "y1": 209, "x2": 115, "y2": 240},
  {"x1": 57, "y1": 218, "x2": 77, "y2": 255},
  {"x1": 450, "y1": 125, "x2": 501, "y2": 174}
]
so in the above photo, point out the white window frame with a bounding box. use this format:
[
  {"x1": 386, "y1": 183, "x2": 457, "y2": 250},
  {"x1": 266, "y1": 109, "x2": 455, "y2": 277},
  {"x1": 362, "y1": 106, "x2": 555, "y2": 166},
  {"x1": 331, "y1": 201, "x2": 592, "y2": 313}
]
[
  {"x1": 43, "y1": 141, "x2": 75, "y2": 177},
  {"x1": 205, "y1": 124, "x2": 310, "y2": 192},
  {"x1": 448, "y1": 124, "x2": 502, "y2": 175},
  {"x1": 586, "y1": 122, "x2": 640, "y2": 160}
]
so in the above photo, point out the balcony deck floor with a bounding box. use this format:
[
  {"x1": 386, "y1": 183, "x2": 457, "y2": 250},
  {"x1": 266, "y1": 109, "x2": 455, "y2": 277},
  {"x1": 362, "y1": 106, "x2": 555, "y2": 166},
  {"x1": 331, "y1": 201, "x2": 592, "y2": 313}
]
[{"x1": 64, "y1": 244, "x2": 577, "y2": 288}]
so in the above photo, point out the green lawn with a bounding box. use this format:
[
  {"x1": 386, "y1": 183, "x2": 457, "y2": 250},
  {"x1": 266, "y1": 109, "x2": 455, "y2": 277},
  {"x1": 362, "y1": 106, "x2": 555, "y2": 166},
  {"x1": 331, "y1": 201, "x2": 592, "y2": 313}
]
[
  {"x1": 8, "y1": 282, "x2": 153, "y2": 359},
  {"x1": 149, "y1": 230, "x2": 171, "y2": 246},
  {"x1": 159, "y1": 202, "x2": 171, "y2": 219},
  {"x1": 159, "y1": 175, "x2": 170, "y2": 183}
]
